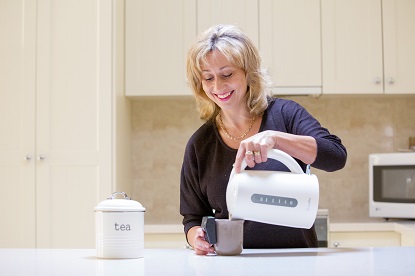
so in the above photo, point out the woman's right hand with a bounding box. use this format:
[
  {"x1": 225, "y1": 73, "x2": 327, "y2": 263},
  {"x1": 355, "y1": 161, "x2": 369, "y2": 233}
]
[{"x1": 188, "y1": 226, "x2": 215, "y2": 255}]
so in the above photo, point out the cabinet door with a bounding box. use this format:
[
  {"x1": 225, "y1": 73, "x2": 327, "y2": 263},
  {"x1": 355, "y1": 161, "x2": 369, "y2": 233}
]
[
  {"x1": 0, "y1": 0, "x2": 37, "y2": 248},
  {"x1": 125, "y1": 0, "x2": 196, "y2": 96},
  {"x1": 322, "y1": 0, "x2": 383, "y2": 94},
  {"x1": 35, "y1": 0, "x2": 112, "y2": 248},
  {"x1": 330, "y1": 231, "x2": 401, "y2": 247},
  {"x1": 383, "y1": 0, "x2": 415, "y2": 94},
  {"x1": 197, "y1": 0, "x2": 259, "y2": 45},
  {"x1": 259, "y1": 0, "x2": 321, "y2": 95}
]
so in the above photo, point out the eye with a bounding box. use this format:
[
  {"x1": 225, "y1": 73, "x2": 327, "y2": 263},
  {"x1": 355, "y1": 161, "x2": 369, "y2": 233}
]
[
  {"x1": 223, "y1": 73, "x2": 233, "y2": 78},
  {"x1": 202, "y1": 74, "x2": 214, "y2": 82}
]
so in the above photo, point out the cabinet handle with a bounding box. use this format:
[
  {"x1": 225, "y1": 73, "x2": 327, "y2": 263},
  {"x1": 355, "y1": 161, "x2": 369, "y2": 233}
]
[
  {"x1": 24, "y1": 155, "x2": 32, "y2": 161},
  {"x1": 38, "y1": 154, "x2": 46, "y2": 161},
  {"x1": 387, "y1": 78, "x2": 395, "y2": 85},
  {"x1": 333, "y1": 242, "x2": 340, "y2": 248},
  {"x1": 373, "y1": 77, "x2": 381, "y2": 85}
]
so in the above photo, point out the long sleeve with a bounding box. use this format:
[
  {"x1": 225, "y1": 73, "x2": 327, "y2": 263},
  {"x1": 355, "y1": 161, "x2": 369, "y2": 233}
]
[{"x1": 269, "y1": 99, "x2": 347, "y2": 172}]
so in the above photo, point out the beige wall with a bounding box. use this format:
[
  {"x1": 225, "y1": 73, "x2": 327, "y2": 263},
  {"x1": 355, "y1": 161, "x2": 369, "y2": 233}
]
[{"x1": 131, "y1": 95, "x2": 415, "y2": 224}]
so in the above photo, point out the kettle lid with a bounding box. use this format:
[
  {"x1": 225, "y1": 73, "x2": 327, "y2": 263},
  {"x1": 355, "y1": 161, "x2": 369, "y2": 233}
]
[{"x1": 94, "y1": 192, "x2": 145, "y2": 212}]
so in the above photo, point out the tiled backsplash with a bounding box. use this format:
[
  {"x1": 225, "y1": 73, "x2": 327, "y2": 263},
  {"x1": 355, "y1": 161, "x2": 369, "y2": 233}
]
[{"x1": 131, "y1": 95, "x2": 415, "y2": 225}]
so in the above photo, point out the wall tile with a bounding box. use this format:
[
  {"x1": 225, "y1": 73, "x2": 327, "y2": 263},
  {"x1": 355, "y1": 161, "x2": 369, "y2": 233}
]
[{"x1": 131, "y1": 95, "x2": 415, "y2": 224}]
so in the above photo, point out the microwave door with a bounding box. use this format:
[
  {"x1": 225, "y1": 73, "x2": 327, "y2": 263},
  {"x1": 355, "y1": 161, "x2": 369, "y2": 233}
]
[{"x1": 374, "y1": 166, "x2": 415, "y2": 203}]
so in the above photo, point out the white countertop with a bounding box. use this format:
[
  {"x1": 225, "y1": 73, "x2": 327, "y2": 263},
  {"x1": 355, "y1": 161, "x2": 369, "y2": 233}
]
[{"x1": 1, "y1": 247, "x2": 414, "y2": 276}]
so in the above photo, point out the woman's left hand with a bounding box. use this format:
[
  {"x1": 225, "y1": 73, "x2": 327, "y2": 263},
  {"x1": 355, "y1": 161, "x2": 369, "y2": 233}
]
[
  {"x1": 233, "y1": 130, "x2": 317, "y2": 173},
  {"x1": 234, "y1": 130, "x2": 277, "y2": 173}
]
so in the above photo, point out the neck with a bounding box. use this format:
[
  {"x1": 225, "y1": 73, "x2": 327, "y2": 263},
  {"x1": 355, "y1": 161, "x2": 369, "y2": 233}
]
[
  {"x1": 218, "y1": 111, "x2": 256, "y2": 141},
  {"x1": 219, "y1": 110, "x2": 252, "y2": 128}
]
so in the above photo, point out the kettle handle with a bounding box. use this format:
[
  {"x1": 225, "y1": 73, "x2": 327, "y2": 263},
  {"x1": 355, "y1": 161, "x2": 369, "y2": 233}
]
[{"x1": 230, "y1": 149, "x2": 304, "y2": 180}]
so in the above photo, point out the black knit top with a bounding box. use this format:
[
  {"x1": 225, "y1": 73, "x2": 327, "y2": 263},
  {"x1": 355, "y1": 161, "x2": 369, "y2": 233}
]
[{"x1": 180, "y1": 98, "x2": 347, "y2": 248}]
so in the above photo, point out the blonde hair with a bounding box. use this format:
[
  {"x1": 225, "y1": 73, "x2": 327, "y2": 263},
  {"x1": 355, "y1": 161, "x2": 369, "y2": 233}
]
[{"x1": 186, "y1": 24, "x2": 272, "y2": 121}]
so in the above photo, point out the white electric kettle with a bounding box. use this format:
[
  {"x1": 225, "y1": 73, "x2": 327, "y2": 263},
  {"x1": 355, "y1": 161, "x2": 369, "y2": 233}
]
[{"x1": 226, "y1": 149, "x2": 319, "y2": 229}]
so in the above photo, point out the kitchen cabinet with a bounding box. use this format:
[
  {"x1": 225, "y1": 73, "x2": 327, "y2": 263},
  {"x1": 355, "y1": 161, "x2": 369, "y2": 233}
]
[
  {"x1": 197, "y1": 0, "x2": 321, "y2": 95},
  {"x1": 0, "y1": 0, "x2": 131, "y2": 248},
  {"x1": 382, "y1": 0, "x2": 415, "y2": 94},
  {"x1": 125, "y1": 0, "x2": 196, "y2": 96},
  {"x1": 196, "y1": 0, "x2": 259, "y2": 45},
  {"x1": 0, "y1": 0, "x2": 37, "y2": 247},
  {"x1": 330, "y1": 231, "x2": 401, "y2": 248},
  {"x1": 322, "y1": 0, "x2": 415, "y2": 94},
  {"x1": 144, "y1": 225, "x2": 187, "y2": 248},
  {"x1": 125, "y1": 0, "x2": 258, "y2": 97},
  {"x1": 329, "y1": 222, "x2": 415, "y2": 248},
  {"x1": 126, "y1": 0, "x2": 321, "y2": 96},
  {"x1": 259, "y1": 0, "x2": 322, "y2": 95}
]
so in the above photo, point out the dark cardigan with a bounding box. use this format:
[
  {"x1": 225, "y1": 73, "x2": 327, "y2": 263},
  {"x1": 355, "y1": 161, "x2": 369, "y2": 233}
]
[{"x1": 180, "y1": 98, "x2": 347, "y2": 248}]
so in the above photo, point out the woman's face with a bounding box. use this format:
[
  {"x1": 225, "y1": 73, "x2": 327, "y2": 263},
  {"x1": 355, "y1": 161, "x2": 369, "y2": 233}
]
[{"x1": 200, "y1": 50, "x2": 248, "y2": 112}]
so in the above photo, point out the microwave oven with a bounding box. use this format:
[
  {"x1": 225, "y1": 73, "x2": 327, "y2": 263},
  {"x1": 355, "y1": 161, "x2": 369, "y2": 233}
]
[{"x1": 369, "y1": 152, "x2": 415, "y2": 219}]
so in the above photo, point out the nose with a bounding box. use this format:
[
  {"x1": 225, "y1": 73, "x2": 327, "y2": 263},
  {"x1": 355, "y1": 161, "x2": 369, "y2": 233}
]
[{"x1": 213, "y1": 78, "x2": 225, "y2": 92}]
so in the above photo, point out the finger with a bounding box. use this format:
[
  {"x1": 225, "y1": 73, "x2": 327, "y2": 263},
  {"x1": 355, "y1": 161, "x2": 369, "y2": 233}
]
[
  {"x1": 194, "y1": 241, "x2": 213, "y2": 255},
  {"x1": 252, "y1": 134, "x2": 273, "y2": 163},
  {"x1": 259, "y1": 143, "x2": 270, "y2": 162},
  {"x1": 234, "y1": 145, "x2": 247, "y2": 173},
  {"x1": 244, "y1": 150, "x2": 255, "y2": 168},
  {"x1": 235, "y1": 139, "x2": 260, "y2": 172},
  {"x1": 194, "y1": 248, "x2": 210, "y2": 255},
  {"x1": 253, "y1": 150, "x2": 262, "y2": 163},
  {"x1": 195, "y1": 240, "x2": 214, "y2": 254},
  {"x1": 194, "y1": 228, "x2": 214, "y2": 254},
  {"x1": 245, "y1": 141, "x2": 257, "y2": 168}
]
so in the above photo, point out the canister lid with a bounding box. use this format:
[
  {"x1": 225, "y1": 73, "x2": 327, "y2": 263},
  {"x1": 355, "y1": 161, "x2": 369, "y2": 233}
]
[{"x1": 94, "y1": 192, "x2": 145, "y2": 212}]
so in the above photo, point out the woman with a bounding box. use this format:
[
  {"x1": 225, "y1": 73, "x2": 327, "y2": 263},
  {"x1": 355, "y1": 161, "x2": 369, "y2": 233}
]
[{"x1": 180, "y1": 24, "x2": 347, "y2": 255}]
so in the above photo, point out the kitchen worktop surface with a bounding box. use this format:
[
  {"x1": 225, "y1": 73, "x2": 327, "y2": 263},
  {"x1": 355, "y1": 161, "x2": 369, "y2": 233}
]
[{"x1": 1, "y1": 247, "x2": 414, "y2": 276}]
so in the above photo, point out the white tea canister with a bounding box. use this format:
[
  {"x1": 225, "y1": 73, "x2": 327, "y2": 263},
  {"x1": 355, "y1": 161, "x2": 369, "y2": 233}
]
[{"x1": 95, "y1": 192, "x2": 145, "y2": 259}]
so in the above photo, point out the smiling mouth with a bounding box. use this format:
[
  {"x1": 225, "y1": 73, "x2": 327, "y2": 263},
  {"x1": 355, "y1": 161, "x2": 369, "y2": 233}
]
[{"x1": 216, "y1": 91, "x2": 233, "y2": 99}]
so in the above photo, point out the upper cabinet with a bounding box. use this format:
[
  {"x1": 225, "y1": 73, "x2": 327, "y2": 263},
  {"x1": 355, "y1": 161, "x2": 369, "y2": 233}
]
[
  {"x1": 125, "y1": 0, "x2": 321, "y2": 96},
  {"x1": 126, "y1": 0, "x2": 414, "y2": 96},
  {"x1": 125, "y1": 0, "x2": 196, "y2": 96},
  {"x1": 197, "y1": 0, "x2": 259, "y2": 45},
  {"x1": 382, "y1": 0, "x2": 415, "y2": 94},
  {"x1": 125, "y1": 0, "x2": 258, "y2": 97},
  {"x1": 322, "y1": 0, "x2": 415, "y2": 94},
  {"x1": 260, "y1": 0, "x2": 322, "y2": 95}
]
